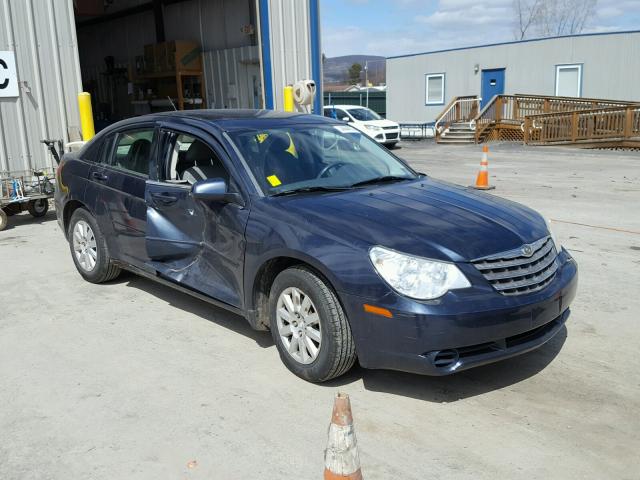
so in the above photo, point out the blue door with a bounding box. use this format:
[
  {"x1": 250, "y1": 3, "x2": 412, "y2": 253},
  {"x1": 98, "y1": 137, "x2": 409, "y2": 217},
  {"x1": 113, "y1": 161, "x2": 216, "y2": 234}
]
[{"x1": 481, "y1": 69, "x2": 505, "y2": 108}]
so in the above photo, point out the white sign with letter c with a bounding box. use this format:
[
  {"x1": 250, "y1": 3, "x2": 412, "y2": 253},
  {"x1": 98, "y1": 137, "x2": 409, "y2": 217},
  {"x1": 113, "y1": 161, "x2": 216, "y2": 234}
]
[{"x1": 0, "y1": 51, "x2": 19, "y2": 98}]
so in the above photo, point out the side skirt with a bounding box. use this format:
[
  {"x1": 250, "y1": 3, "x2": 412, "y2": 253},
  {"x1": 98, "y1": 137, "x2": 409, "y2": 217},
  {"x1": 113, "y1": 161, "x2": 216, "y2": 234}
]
[{"x1": 115, "y1": 261, "x2": 246, "y2": 318}]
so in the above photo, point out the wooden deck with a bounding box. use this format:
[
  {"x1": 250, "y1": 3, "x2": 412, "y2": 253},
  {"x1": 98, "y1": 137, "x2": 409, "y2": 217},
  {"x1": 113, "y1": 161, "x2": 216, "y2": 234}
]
[{"x1": 434, "y1": 94, "x2": 639, "y2": 148}]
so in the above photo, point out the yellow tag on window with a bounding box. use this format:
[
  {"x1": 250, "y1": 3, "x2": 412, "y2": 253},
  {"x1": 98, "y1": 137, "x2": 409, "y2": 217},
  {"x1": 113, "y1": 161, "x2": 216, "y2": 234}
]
[
  {"x1": 267, "y1": 175, "x2": 282, "y2": 187},
  {"x1": 285, "y1": 132, "x2": 298, "y2": 158},
  {"x1": 256, "y1": 133, "x2": 269, "y2": 143}
]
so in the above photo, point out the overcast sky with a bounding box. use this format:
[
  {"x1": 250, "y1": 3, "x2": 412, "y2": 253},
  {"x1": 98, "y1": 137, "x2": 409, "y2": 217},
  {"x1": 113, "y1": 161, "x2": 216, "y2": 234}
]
[{"x1": 321, "y1": 0, "x2": 640, "y2": 58}]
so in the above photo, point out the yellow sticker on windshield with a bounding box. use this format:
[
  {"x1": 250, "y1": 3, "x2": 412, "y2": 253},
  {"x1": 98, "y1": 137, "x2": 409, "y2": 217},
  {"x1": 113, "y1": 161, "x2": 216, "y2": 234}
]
[
  {"x1": 267, "y1": 175, "x2": 282, "y2": 187},
  {"x1": 285, "y1": 133, "x2": 298, "y2": 158},
  {"x1": 256, "y1": 133, "x2": 269, "y2": 143}
]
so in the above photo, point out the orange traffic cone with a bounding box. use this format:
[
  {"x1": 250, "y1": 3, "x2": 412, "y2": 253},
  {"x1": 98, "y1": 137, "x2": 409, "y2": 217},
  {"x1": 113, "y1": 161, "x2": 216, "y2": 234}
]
[
  {"x1": 324, "y1": 393, "x2": 363, "y2": 480},
  {"x1": 471, "y1": 145, "x2": 495, "y2": 190}
]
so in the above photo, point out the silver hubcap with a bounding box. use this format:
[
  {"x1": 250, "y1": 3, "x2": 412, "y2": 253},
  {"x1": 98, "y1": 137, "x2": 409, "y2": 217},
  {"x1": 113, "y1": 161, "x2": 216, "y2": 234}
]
[
  {"x1": 276, "y1": 287, "x2": 322, "y2": 364},
  {"x1": 72, "y1": 220, "x2": 98, "y2": 272}
]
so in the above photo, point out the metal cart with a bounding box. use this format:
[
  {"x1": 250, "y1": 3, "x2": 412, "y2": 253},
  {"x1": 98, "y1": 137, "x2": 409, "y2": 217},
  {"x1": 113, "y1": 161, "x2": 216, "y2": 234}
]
[{"x1": 0, "y1": 140, "x2": 63, "y2": 231}]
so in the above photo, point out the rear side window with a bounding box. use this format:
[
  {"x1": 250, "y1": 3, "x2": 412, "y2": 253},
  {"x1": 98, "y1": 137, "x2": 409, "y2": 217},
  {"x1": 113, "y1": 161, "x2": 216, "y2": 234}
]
[
  {"x1": 111, "y1": 129, "x2": 154, "y2": 177},
  {"x1": 82, "y1": 138, "x2": 104, "y2": 163}
]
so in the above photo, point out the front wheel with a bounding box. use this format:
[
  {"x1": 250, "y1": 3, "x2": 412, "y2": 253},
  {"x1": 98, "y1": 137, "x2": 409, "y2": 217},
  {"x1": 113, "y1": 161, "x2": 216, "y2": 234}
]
[
  {"x1": 28, "y1": 199, "x2": 49, "y2": 217},
  {"x1": 0, "y1": 209, "x2": 7, "y2": 231},
  {"x1": 269, "y1": 266, "x2": 356, "y2": 382}
]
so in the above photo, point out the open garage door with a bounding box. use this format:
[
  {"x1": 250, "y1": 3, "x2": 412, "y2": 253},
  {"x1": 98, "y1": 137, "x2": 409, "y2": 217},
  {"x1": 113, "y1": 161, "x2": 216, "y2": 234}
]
[{"x1": 74, "y1": 0, "x2": 263, "y2": 129}]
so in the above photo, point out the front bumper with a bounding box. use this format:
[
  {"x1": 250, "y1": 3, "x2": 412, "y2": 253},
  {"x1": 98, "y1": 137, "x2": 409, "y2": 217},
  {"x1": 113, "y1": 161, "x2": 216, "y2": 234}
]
[
  {"x1": 372, "y1": 130, "x2": 399, "y2": 144},
  {"x1": 339, "y1": 253, "x2": 578, "y2": 376}
]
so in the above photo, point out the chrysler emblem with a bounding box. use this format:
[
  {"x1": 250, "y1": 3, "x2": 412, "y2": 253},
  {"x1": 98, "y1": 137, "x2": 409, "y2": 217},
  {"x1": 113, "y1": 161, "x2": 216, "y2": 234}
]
[{"x1": 521, "y1": 244, "x2": 534, "y2": 257}]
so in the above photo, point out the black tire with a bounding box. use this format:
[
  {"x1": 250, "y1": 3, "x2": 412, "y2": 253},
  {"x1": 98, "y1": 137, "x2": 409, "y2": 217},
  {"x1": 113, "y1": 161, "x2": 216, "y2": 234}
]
[
  {"x1": 0, "y1": 209, "x2": 7, "y2": 231},
  {"x1": 27, "y1": 198, "x2": 49, "y2": 217},
  {"x1": 4, "y1": 203, "x2": 20, "y2": 216},
  {"x1": 68, "y1": 208, "x2": 121, "y2": 283},
  {"x1": 269, "y1": 266, "x2": 356, "y2": 382}
]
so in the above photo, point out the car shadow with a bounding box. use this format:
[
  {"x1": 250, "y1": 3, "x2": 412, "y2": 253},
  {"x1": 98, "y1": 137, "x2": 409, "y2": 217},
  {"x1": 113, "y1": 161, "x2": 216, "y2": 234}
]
[
  {"x1": 119, "y1": 271, "x2": 273, "y2": 349},
  {"x1": 1, "y1": 210, "x2": 57, "y2": 231},
  {"x1": 114, "y1": 270, "x2": 566, "y2": 401},
  {"x1": 322, "y1": 326, "x2": 567, "y2": 402}
]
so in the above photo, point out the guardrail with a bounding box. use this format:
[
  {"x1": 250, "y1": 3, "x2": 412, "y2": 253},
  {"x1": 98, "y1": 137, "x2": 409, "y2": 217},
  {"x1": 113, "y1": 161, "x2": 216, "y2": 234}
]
[
  {"x1": 399, "y1": 123, "x2": 435, "y2": 139},
  {"x1": 524, "y1": 104, "x2": 640, "y2": 147}
]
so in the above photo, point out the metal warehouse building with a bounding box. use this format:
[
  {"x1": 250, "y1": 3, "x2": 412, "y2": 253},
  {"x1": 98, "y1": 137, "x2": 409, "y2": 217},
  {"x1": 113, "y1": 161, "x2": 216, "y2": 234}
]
[
  {"x1": 386, "y1": 30, "x2": 640, "y2": 124},
  {"x1": 0, "y1": 0, "x2": 321, "y2": 175}
]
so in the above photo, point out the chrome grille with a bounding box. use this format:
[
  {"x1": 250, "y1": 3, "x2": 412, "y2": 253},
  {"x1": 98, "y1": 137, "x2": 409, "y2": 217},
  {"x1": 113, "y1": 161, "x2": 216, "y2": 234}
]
[{"x1": 472, "y1": 237, "x2": 558, "y2": 296}]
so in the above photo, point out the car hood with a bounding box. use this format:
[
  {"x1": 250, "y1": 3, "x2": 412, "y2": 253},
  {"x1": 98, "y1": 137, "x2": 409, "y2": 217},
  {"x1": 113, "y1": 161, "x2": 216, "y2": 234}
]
[
  {"x1": 271, "y1": 178, "x2": 548, "y2": 262},
  {"x1": 357, "y1": 119, "x2": 398, "y2": 128}
]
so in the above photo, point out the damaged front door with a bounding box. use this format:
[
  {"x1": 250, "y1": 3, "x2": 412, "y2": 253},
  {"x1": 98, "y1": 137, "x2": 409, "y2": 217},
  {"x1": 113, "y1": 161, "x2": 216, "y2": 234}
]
[{"x1": 145, "y1": 129, "x2": 248, "y2": 308}]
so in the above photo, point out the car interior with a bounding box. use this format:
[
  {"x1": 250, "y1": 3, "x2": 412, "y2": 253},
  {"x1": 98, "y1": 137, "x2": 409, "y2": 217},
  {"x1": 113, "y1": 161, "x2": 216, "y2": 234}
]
[
  {"x1": 113, "y1": 130, "x2": 154, "y2": 176},
  {"x1": 167, "y1": 134, "x2": 233, "y2": 189}
]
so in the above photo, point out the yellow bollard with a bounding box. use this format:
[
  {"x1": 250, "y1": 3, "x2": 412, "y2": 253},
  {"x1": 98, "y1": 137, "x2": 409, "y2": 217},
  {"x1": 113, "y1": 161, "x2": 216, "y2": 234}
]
[
  {"x1": 283, "y1": 85, "x2": 294, "y2": 112},
  {"x1": 77, "y1": 92, "x2": 95, "y2": 141}
]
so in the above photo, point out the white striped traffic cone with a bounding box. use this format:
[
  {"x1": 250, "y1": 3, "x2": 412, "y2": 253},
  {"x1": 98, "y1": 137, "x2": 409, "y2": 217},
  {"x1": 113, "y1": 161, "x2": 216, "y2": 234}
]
[
  {"x1": 471, "y1": 145, "x2": 495, "y2": 190},
  {"x1": 324, "y1": 393, "x2": 363, "y2": 480}
]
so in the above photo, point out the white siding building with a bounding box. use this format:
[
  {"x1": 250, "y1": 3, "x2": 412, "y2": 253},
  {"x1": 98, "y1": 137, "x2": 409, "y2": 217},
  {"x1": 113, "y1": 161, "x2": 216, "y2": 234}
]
[{"x1": 386, "y1": 31, "x2": 640, "y2": 124}]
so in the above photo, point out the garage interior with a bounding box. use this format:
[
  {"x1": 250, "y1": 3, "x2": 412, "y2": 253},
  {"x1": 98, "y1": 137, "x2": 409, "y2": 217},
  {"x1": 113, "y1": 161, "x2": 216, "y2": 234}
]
[{"x1": 74, "y1": 0, "x2": 263, "y2": 131}]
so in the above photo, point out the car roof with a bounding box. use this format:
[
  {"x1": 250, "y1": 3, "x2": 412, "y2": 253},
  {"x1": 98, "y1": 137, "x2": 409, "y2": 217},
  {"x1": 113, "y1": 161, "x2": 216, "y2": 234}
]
[{"x1": 95, "y1": 109, "x2": 341, "y2": 136}]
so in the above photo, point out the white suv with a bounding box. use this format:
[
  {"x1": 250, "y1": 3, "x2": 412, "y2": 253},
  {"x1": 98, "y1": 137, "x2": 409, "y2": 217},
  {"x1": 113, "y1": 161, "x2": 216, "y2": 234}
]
[{"x1": 323, "y1": 105, "x2": 400, "y2": 147}]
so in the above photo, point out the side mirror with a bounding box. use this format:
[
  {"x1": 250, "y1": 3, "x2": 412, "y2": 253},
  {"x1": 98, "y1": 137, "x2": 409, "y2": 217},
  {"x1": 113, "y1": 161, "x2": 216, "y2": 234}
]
[
  {"x1": 192, "y1": 178, "x2": 244, "y2": 206},
  {"x1": 341, "y1": 116, "x2": 350, "y2": 122}
]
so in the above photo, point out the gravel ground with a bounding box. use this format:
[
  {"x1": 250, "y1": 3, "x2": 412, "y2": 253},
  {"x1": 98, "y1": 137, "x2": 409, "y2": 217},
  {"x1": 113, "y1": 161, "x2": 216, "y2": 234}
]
[{"x1": 1, "y1": 140, "x2": 638, "y2": 479}]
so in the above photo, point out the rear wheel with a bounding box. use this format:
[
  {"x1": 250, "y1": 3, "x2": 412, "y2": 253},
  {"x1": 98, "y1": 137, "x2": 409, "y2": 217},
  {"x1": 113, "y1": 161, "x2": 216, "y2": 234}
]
[
  {"x1": 269, "y1": 266, "x2": 356, "y2": 382},
  {"x1": 68, "y1": 208, "x2": 120, "y2": 283},
  {"x1": 28, "y1": 199, "x2": 49, "y2": 217}
]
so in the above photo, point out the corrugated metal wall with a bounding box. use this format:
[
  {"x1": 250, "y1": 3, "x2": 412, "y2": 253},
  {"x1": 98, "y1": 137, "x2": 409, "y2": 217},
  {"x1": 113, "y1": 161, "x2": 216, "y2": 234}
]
[
  {"x1": 263, "y1": 0, "x2": 321, "y2": 113},
  {"x1": 387, "y1": 31, "x2": 640, "y2": 123},
  {"x1": 204, "y1": 45, "x2": 261, "y2": 109},
  {"x1": 0, "y1": 0, "x2": 82, "y2": 175}
]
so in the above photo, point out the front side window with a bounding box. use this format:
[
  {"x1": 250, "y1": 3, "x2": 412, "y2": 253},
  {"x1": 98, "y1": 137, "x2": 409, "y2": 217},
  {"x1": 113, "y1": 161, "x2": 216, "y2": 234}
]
[
  {"x1": 425, "y1": 73, "x2": 445, "y2": 105},
  {"x1": 112, "y1": 129, "x2": 154, "y2": 176},
  {"x1": 347, "y1": 108, "x2": 381, "y2": 121},
  {"x1": 228, "y1": 124, "x2": 417, "y2": 195},
  {"x1": 555, "y1": 64, "x2": 582, "y2": 97},
  {"x1": 164, "y1": 133, "x2": 232, "y2": 186}
]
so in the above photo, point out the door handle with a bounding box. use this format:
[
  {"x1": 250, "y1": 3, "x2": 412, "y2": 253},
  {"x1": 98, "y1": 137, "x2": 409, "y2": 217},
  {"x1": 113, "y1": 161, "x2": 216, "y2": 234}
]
[
  {"x1": 151, "y1": 192, "x2": 178, "y2": 205},
  {"x1": 91, "y1": 171, "x2": 108, "y2": 182}
]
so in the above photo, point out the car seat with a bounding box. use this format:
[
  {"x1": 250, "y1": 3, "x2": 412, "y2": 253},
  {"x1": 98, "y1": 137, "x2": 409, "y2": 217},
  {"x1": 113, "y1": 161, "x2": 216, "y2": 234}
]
[
  {"x1": 264, "y1": 133, "x2": 310, "y2": 185},
  {"x1": 181, "y1": 141, "x2": 229, "y2": 184},
  {"x1": 126, "y1": 138, "x2": 151, "y2": 175}
]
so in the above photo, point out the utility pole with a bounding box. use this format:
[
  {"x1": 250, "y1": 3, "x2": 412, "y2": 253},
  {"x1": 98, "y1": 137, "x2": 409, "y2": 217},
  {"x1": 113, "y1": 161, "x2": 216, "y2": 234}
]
[{"x1": 364, "y1": 61, "x2": 369, "y2": 108}]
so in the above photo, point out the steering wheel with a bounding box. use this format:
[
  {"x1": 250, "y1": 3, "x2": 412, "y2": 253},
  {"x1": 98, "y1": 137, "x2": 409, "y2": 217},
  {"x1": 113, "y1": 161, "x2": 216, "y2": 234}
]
[{"x1": 318, "y1": 162, "x2": 347, "y2": 178}]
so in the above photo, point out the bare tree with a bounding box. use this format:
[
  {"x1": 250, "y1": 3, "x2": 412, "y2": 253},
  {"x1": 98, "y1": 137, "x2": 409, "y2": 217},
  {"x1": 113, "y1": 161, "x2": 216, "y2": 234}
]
[
  {"x1": 513, "y1": 0, "x2": 543, "y2": 40},
  {"x1": 514, "y1": 0, "x2": 597, "y2": 40}
]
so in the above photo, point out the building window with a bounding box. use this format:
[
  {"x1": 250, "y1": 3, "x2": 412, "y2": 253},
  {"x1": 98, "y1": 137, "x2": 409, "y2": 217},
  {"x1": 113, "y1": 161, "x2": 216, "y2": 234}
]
[
  {"x1": 425, "y1": 73, "x2": 445, "y2": 105},
  {"x1": 555, "y1": 64, "x2": 582, "y2": 97}
]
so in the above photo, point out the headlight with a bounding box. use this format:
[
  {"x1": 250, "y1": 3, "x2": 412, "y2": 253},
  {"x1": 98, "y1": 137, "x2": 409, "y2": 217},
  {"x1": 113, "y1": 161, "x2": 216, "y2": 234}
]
[
  {"x1": 544, "y1": 217, "x2": 562, "y2": 252},
  {"x1": 369, "y1": 246, "x2": 471, "y2": 300},
  {"x1": 364, "y1": 124, "x2": 382, "y2": 131}
]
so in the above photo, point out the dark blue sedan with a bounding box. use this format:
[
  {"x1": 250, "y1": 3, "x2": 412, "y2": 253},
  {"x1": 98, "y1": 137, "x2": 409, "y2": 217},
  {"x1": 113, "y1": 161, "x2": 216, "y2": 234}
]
[{"x1": 55, "y1": 110, "x2": 577, "y2": 382}]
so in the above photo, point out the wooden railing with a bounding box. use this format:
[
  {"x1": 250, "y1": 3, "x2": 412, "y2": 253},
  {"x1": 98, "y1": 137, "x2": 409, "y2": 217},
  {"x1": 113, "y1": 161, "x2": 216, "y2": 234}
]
[
  {"x1": 434, "y1": 95, "x2": 480, "y2": 141},
  {"x1": 474, "y1": 94, "x2": 635, "y2": 143},
  {"x1": 524, "y1": 105, "x2": 640, "y2": 147}
]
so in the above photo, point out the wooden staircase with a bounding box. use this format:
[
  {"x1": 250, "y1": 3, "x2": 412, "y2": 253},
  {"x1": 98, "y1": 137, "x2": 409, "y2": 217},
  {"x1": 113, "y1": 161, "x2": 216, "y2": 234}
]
[
  {"x1": 434, "y1": 95, "x2": 480, "y2": 145},
  {"x1": 439, "y1": 122, "x2": 476, "y2": 144}
]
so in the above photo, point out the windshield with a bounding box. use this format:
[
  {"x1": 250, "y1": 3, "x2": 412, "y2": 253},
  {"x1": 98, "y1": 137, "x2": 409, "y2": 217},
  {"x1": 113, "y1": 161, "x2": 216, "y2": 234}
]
[
  {"x1": 347, "y1": 108, "x2": 381, "y2": 121},
  {"x1": 227, "y1": 124, "x2": 417, "y2": 195}
]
